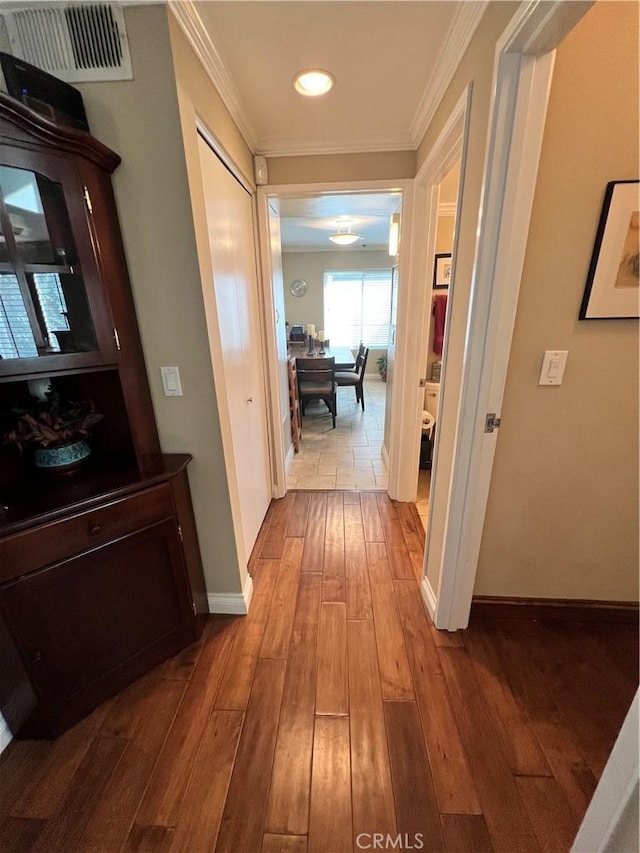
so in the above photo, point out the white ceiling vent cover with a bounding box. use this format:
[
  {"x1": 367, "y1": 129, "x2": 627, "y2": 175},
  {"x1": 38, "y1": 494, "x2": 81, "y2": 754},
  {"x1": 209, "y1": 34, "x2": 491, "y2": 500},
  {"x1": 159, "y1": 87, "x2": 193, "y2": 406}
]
[{"x1": 2, "y1": 3, "x2": 132, "y2": 82}]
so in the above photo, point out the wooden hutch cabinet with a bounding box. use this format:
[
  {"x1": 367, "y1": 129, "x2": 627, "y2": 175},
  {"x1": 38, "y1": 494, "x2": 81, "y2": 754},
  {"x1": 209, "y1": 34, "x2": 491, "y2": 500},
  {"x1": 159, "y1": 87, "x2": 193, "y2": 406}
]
[{"x1": 0, "y1": 94, "x2": 208, "y2": 737}]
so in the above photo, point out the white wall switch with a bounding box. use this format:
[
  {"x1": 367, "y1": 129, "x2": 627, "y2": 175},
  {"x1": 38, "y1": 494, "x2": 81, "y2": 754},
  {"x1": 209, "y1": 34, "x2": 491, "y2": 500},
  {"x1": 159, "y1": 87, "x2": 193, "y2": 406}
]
[
  {"x1": 161, "y1": 366, "x2": 183, "y2": 396},
  {"x1": 539, "y1": 350, "x2": 568, "y2": 385}
]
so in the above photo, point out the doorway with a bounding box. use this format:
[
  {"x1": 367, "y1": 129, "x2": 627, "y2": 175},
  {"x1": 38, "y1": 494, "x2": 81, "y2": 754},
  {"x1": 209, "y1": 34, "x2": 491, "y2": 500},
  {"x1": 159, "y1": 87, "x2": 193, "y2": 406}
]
[
  {"x1": 416, "y1": 160, "x2": 461, "y2": 531},
  {"x1": 257, "y1": 184, "x2": 411, "y2": 494}
]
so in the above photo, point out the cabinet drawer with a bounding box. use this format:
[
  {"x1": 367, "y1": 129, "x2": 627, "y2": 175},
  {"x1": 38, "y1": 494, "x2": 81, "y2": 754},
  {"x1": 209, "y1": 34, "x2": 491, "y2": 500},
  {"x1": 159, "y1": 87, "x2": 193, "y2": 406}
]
[{"x1": 0, "y1": 484, "x2": 174, "y2": 582}]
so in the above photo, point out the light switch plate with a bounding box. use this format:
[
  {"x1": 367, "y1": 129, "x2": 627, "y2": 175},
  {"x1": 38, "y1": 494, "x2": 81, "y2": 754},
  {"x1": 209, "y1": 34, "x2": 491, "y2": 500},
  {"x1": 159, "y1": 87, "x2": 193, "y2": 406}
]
[
  {"x1": 161, "y1": 366, "x2": 183, "y2": 396},
  {"x1": 539, "y1": 350, "x2": 568, "y2": 385}
]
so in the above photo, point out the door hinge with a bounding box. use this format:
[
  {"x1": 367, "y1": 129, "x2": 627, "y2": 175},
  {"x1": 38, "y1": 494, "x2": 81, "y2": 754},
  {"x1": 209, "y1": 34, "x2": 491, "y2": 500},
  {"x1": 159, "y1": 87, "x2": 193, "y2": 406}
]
[
  {"x1": 83, "y1": 186, "x2": 93, "y2": 214},
  {"x1": 113, "y1": 328, "x2": 121, "y2": 351},
  {"x1": 178, "y1": 524, "x2": 184, "y2": 543},
  {"x1": 484, "y1": 413, "x2": 501, "y2": 433}
]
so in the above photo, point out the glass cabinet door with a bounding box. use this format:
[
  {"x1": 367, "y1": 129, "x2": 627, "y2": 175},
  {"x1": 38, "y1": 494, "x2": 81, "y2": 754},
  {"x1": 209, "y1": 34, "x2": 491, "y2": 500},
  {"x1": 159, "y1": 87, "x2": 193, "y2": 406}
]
[{"x1": 0, "y1": 158, "x2": 114, "y2": 373}]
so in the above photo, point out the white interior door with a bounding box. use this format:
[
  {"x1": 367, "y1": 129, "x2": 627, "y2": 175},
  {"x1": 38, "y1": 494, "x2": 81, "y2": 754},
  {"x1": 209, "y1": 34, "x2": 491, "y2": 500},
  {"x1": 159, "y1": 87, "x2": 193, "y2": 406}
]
[{"x1": 197, "y1": 135, "x2": 271, "y2": 560}]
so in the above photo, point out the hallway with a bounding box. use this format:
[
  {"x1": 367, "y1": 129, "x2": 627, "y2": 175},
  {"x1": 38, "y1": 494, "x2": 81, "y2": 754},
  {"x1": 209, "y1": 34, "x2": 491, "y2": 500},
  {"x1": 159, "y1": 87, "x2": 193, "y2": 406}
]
[{"x1": 0, "y1": 491, "x2": 637, "y2": 852}]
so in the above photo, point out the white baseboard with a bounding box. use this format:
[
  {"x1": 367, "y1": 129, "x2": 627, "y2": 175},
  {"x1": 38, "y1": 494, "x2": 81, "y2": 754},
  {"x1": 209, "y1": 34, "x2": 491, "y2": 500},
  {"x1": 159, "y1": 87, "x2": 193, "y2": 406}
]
[
  {"x1": 421, "y1": 575, "x2": 438, "y2": 621},
  {"x1": 285, "y1": 440, "x2": 295, "y2": 472},
  {"x1": 207, "y1": 573, "x2": 254, "y2": 615},
  {"x1": 0, "y1": 714, "x2": 13, "y2": 755}
]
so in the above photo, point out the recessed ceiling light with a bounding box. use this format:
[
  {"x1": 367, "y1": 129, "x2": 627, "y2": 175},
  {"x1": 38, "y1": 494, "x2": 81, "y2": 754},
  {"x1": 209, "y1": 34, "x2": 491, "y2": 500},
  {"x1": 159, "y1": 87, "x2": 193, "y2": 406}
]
[{"x1": 294, "y1": 69, "x2": 335, "y2": 97}]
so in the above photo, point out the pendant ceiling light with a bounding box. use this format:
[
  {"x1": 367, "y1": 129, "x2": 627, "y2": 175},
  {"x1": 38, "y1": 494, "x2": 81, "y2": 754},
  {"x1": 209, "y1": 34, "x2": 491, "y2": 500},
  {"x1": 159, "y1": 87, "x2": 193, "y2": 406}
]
[{"x1": 329, "y1": 220, "x2": 360, "y2": 246}]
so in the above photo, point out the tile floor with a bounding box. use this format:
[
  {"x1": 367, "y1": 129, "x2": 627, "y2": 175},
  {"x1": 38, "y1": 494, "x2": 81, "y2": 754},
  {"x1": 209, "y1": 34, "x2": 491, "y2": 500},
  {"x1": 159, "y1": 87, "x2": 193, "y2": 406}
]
[
  {"x1": 416, "y1": 468, "x2": 431, "y2": 531},
  {"x1": 287, "y1": 377, "x2": 389, "y2": 491}
]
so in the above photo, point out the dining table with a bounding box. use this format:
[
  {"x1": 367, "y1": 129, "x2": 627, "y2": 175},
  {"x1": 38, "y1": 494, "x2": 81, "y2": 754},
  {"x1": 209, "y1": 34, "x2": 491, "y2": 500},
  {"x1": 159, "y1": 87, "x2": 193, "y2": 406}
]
[{"x1": 288, "y1": 343, "x2": 356, "y2": 371}]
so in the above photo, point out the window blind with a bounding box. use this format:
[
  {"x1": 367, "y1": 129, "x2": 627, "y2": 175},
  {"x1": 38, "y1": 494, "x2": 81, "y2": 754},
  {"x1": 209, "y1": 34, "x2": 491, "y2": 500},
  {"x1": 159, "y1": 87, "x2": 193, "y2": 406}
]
[{"x1": 323, "y1": 268, "x2": 392, "y2": 348}]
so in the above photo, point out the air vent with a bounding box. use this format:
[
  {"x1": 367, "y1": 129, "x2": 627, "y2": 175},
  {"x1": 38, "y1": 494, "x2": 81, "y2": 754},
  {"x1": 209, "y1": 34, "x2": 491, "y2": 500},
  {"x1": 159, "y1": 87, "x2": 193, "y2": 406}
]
[{"x1": 1, "y1": 3, "x2": 132, "y2": 82}]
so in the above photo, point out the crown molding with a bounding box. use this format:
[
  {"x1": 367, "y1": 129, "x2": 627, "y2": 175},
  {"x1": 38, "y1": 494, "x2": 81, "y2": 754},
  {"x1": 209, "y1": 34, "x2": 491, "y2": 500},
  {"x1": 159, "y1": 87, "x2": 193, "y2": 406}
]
[
  {"x1": 256, "y1": 133, "x2": 415, "y2": 159},
  {"x1": 410, "y1": 0, "x2": 489, "y2": 148},
  {"x1": 168, "y1": 0, "x2": 258, "y2": 152}
]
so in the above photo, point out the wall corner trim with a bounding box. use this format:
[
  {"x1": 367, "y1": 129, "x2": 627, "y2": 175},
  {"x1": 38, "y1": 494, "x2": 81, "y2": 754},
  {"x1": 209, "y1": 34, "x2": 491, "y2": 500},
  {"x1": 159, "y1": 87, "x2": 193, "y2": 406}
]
[{"x1": 207, "y1": 573, "x2": 254, "y2": 615}]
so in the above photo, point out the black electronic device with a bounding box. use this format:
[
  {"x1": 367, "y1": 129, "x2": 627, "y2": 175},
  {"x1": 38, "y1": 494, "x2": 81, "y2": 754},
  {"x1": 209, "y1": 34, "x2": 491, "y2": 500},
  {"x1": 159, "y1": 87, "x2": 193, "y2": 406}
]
[{"x1": 0, "y1": 52, "x2": 89, "y2": 132}]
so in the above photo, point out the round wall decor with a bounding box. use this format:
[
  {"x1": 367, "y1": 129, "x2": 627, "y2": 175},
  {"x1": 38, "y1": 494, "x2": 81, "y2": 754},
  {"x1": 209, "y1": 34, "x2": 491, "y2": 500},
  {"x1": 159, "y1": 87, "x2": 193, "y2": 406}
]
[{"x1": 289, "y1": 278, "x2": 308, "y2": 297}]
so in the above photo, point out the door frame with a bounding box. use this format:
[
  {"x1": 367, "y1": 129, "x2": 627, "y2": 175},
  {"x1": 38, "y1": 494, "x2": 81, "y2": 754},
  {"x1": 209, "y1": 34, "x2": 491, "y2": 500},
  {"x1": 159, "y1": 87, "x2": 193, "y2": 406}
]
[
  {"x1": 409, "y1": 0, "x2": 594, "y2": 630},
  {"x1": 256, "y1": 178, "x2": 414, "y2": 497}
]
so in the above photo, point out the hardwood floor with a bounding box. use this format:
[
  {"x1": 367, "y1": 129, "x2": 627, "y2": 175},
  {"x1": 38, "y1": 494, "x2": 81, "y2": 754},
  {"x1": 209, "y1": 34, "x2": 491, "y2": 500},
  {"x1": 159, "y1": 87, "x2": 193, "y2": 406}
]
[{"x1": 0, "y1": 491, "x2": 637, "y2": 852}]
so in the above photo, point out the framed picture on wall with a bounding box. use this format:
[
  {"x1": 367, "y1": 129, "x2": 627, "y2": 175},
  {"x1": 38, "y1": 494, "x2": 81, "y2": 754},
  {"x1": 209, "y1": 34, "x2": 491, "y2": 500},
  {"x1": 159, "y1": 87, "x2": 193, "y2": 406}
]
[
  {"x1": 579, "y1": 180, "x2": 639, "y2": 319},
  {"x1": 433, "y1": 253, "x2": 452, "y2": 290}
]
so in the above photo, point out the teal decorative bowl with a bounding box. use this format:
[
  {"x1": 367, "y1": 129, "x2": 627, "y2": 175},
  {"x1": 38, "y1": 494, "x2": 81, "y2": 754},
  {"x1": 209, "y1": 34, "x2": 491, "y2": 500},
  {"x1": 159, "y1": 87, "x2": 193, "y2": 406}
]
[{"x1": 33, "y1": 439, "x2": 91, "y2": 475}]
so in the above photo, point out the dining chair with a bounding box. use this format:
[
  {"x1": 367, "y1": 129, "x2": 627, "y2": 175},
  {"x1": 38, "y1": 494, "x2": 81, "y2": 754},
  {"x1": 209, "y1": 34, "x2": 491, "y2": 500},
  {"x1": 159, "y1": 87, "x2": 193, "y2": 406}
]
[
  {"x1": 335, "y1": 347, "x2": 369, "y2": 411},
  {"x1": 296, "y1": 356, "x2": 337, "y2": 428}
]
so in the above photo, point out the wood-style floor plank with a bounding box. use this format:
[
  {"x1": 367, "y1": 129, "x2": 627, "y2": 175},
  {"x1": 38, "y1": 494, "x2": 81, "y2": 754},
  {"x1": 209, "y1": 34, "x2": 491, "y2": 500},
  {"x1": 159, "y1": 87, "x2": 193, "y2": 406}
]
[
  {"x1": 526, "y1": 705, "x2": 598, "y2": 822},
  {"x1": 348, "y1": 620, "x2": 396, "y2": 843},
  {"x1": 260, "y1": 493, "x2": 295, "y2": 559},
  {"x1": 1, "y1": 491, "x2": 637, "y2": 853},
  {"x1": 301, "y1": 493, "x2": 327, "y2": 572},
  {"x1": 366, "y1": 543, "x2": 414, "y2": 700},
  {"x1": 215, "y1": 561, "x2": 278, "y2": 710},
  {"x1": 384, "y1": 700, "x2": 444, "y2": 849},
  {"x1": 322, "y1": 492, "x2": 346, "y2": 603},
  {"x1": 33, "y1": 736, "x2": 127, "y2": 853},
  {"x1": 100, "y1": 666, "x2": 163, "y2": 737},
  {"x1": 375, "y1": 494, "x2": 415, "y2": 579},
  {"x1": 287, "y1": 491, "x2": 311, "y2": 537},
  {"x1": 215, "y1": 658, "x2": 287, "y2": 853},
  {"x1": 79, "y1": 678, "x2": 186, "y2": 852},
  {"x1": 10, "y1": 700, "x2": 114, "y2": 820},
  {"x1": 135, "y1": 619, "x2": 236, "y2": 827},
  {"x1": 395, "y1": 500, "x2": 426, "y2": 580},
  {"x1": 394, "y1": 579, "x2": 481, "y2": 815},
  {"x1": 308, "y1": 716, "x2": 352, "y2": 853},
  {"x1": 169, "y1": 710, "x2": 244, "y2": 852},
  {"x1": 123, "y1": 824, "x2": 175, "y2": 852},
  {"x1": 462, "y1": 623, "x2": 551, "y2": 777},
  {"x1": 316, "y1": 601, "x2": 348, "y2": 716},
  {"x1": 441, "y1": 815, "x2": 495, "y2": 853},
  {"x1": 360, "y1": 492, "x2": 384, "y2": 543},
  {"x1": 344, "y1": 501, "x2": 373, "y2": 621},
  {"x1": 159, "y1": 623, "x2": 209, "y2": 682},
  {"x1": 263, "y1": 833, "x2": 308, "y2": 853},
  {"x1": 0, "y1": 741, "x2": 50, "y2": 822},
  {"x1": 249, "y1": 521, "x2": 270, "y2": 574},
  {"x1": 266, "y1": 574, "x2": 322, "y2": 835},
  {"x1": 516, "y1": 776, "x2": 579, "y2": 853},
  {"x1": 0, "y1": 816, "x2": 46, "y2": 853},
  {"x1": 261, "y1": 538, "x2": 303, "y2": 659},
  {"x1": 437, "y1": 647, "x2": 540, "y2": 852}
]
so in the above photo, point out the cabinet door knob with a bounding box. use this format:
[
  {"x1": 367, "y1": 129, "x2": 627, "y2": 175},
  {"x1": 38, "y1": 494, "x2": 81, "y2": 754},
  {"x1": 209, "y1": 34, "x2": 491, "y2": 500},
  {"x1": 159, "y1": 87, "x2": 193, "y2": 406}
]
[{"x1": 89, "y1": 524, "x2": 103, "y2": 535}]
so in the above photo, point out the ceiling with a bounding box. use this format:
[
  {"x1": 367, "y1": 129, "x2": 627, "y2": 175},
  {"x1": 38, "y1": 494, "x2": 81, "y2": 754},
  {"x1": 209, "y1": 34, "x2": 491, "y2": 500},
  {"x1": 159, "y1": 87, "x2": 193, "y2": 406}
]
[
  {"x1": 174, "y1": 1, "x2": 486, "y2": 156},
  {"x1": 171, "y1": 2, "x2": 475, "y2": 249},
  {"x1": 278, "y1": 191, "x2": 402, "y2": 251}
]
